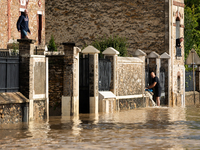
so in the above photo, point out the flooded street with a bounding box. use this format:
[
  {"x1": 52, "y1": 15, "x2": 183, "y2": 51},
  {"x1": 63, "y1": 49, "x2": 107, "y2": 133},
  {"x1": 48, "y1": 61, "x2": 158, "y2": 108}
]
[{"x1": 1, "y1": 107, "x2": 200, "y2": 149}]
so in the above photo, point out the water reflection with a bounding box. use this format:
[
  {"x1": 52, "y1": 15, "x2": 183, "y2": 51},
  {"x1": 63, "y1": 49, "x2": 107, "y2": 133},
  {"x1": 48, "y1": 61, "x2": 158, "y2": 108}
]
[{"x1": 1, "y1": 107, "x2": 200, "y2": 149}]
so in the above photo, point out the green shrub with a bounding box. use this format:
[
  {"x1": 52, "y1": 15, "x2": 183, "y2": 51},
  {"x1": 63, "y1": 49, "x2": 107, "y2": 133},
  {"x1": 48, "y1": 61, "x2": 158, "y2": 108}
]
[
  {"x1": 48, "y1": 35, "x2": 57, "y2": 51},
  {"x1": 88, "y1": 35, "x2": 128, "y2": 58}
]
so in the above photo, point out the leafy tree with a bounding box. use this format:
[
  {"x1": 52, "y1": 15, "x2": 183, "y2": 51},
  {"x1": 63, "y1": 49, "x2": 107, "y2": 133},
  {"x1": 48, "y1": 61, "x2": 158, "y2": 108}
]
[
  {"x1": 184, "y1": 5, "x2": 200, "y2": 59},
  {"x1": 48, "y1": 35, "x2": 57, "y2": 51},
  {"x1": 88, "y1": 35, "x2": 128, "y2": 58}
]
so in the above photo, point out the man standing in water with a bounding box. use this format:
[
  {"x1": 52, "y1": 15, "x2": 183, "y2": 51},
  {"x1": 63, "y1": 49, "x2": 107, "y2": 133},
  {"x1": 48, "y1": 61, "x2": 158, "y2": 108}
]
[
  {"x1": 146, "y1": 71, "x2": 162, "y2": 106},
  {"x1": 17, "y1": 9, "x2": 31, "y2": 39}
]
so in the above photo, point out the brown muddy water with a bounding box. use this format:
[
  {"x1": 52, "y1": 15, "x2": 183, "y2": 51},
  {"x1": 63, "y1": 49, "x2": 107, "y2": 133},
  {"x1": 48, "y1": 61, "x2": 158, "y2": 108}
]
[{"x1": 1, "y1": 106, "x2": 200, "y2": 149}]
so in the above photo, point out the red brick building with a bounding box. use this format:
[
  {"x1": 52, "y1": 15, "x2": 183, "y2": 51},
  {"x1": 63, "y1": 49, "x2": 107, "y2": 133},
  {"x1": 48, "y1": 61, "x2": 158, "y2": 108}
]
[{"x1": 0, "y1": 0, "x2": 45, "y2": 49}]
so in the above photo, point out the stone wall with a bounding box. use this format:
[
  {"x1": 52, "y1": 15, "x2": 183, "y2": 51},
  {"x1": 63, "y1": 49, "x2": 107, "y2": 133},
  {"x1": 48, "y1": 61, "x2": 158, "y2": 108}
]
[
  {"x1": 118, "y1": 97, "x2": 148, "y2": 110},
  {"x1": 45, "y1": 0, "x2": 169, "y2": 55},
  {"x1": 33, "y1": 100, "x2": 46, "y2": 120},
  {"x1": 0, "y1": 103, "x2": 23, "y2": 124},
  {"x1": 185, "y1": 91, "x2": 200, "y2": 106},
  {"x1": 0, "y1": 92, "x2": 28, "y2": 124},
  {"x1": 117, "y1": 57, "x2": 144, "y2": 96}
]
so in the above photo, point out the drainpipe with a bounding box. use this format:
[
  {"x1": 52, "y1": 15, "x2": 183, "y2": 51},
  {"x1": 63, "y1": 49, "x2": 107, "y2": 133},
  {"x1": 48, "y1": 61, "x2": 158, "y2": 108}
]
[
  {"x1": 7, "y1": 0, "x2": 11, "y2": 42},
  {"x1": 169, "y1": 0, "x2": 174, "y2": 107}
]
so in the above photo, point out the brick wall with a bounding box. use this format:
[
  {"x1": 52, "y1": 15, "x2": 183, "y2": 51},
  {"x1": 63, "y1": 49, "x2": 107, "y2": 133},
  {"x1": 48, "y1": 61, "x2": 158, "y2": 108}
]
[
  {"x1": 0, "y1": 0, "x2": 8, "y2": 49},
  {"x1": 45, "y1": 0, "x2": 169, "y2": 55},
  {"x1": 19, "y1": 57, "x2": 30, "y2": 98},
  {"x1": 0, "y1": 0, "x2": 45, "y2": 49},
  {"x1": 48, "y1": 56, "x2": 64, "y2": 116}
]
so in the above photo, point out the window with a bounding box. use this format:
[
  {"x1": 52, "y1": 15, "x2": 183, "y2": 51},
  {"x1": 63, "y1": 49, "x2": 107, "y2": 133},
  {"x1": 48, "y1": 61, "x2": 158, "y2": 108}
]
[
  {"x1": 176, "y1": 17, "x2": 181, "y2": 57},
  {"x1": 177, "y1": 72, "x2": 181, "y2": 93}
]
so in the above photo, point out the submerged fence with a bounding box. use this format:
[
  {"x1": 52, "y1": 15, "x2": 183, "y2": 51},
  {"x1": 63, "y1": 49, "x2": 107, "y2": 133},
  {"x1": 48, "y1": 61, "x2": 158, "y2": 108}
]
[
  {"x1": 185, "y1": 71, "x2": 195, "y2": 92},
  {"x1": 0, "y1": 51, "x2": 19, "y2": 92}
]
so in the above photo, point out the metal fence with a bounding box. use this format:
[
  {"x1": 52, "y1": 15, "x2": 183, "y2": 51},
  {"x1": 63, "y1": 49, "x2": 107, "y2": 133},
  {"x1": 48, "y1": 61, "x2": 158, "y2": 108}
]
[
  {"x1": 98, "y1": 58, "x2": 111, "y2": 91},
  {"x1": 0, "y1": 51, "x2": 19, "y2": 92},
  {"x1": 185, "y1": 71, "x2": 195, "y2": 91}
]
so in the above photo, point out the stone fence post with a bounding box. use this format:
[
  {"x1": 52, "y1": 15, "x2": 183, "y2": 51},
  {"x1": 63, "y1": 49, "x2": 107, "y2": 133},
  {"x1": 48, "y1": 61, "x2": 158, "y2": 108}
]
[
  {"x1": 133, "y1": 49, "x2": 146, "y2": 96},
  {"x1": 82, "y1": 46, "x2": 100, "y2": 114},
  {"x1": 102, "y1": 47, "x2": 119, "y2": 95},
  {"x1": 18, "y1": 39, "x2": 35, "y2": 121},
  {"x1": 62, "y1": 43, "x2": 81, "y2": 116},
  {"x1": 160, "y1": 52, "x2": 171, "y2": 106},
  {"x1": 18, "y1": 39, "x2": 47, "y2": 121}
]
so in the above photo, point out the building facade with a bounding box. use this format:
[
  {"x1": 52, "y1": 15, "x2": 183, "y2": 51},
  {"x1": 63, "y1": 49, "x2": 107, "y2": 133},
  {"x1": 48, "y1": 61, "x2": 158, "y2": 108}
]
[
  {"x1": 45, "y1": 0, "x2": 185, "y2": 107},
  {"x1": 0, "y1": 0, "x2": 45, "y2": 49},
  {"x1": 0, "y1": 0, "x2": 185, "y2": 107},
  {"x1": 169, "y1": 0, "x2": 185, "y2": 106}
]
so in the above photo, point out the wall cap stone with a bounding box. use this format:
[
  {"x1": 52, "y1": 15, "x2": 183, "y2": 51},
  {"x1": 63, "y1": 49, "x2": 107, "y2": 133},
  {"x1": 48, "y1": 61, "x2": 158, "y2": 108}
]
[
  {"x1": 44, "y1": 51, "x2": 65, "y2": 56},
  {"x1": 133, "y1": 49, "x2": 146, "y2": 56},
  {"x1": 118, "y1": 57, "x2": 143, "y2": 63},
  {"x1": 116, "y1": 94, "x2": 145, "y2": 99},
  {"x1": 102, "y1": 47, "x2": 119, "y2": 55},
  {"x1": 30, "y1": 55, "x2": 45, "y2": 58},
  {"x1": 62, "y1": 42, "x2": 75, "y2": 46},
  {"x1": 99, "y1": 91, "x2": 116, "y2": 99},
  {"x1": 82, "y1": 45, "x2": 100, "y2": 54},
  {"x1": 160, "y1": 52, "x2": 171, "y2": 59},
  {"x1": 147, "y1": 51, "x2": 160, "y2": 58},
  {"x1": 74, "y1": 47, "x2": 81, "y2": 53},
  {"x1": 0, "y1": 92, "x2": 29, "y2": 104},
  {"x1": 17, "y1": 39, "x2": 36, "y2": 44}
]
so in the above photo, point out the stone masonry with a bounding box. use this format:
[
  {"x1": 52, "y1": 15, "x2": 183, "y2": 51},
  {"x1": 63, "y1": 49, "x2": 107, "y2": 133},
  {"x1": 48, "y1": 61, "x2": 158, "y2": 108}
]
[
  {"x1": 45, "y1": 0, "x2": 169, "y2": 55},
  {"x1": 117, "y1": 57, "x2": 144, "y2": 96}
]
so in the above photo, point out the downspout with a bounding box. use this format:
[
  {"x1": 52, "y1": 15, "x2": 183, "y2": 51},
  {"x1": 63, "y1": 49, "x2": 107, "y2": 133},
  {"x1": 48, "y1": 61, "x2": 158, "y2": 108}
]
[
  {"x1": 7, "y1": 0, "x2": 11, "y2": 42},
  {"x1": 169, "y1": 0, "x2": 174, "y2": 107}
]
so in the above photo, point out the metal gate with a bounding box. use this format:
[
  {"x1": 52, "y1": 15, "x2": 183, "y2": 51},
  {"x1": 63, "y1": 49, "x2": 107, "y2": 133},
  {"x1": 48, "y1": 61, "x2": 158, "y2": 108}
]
[
  {"x1": 145, "y1": 65, "x2": 150, "y2": 87},
  {"x1": 0, "y1": 51, "x2": 19, "y2": 92},
  {"x1": 185, "y1": 71, "x2": 195, "y2": 91},
  {"x1": 160, "y1": 68, "x2": 165, "y2": 102},
  {"x1": 79, "y1": 56, "x2": 90, "y2": 113},
  {"x1": 98, "y1": 58, "x2": 111, "y2": 91}
]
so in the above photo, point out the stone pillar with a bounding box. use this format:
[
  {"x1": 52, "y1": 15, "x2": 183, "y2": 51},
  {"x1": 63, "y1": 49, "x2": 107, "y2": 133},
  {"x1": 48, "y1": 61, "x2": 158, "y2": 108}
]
[
  {"x1": 18, "y1": 39, "x2": 48, "y2": 121},
  {"x1": 18, "y1": 39, "x2": 35, "y2": 121},
  {"x1": 147, "y1": 51, "x2": 160, "y2": 84},
  {"x1": 46, "y1": 56, "x2": 49, "y2": 119},
  {"x1": 156, "y1": 58, "x2": 160, "y2": 78},
  {"x1": 82, "y1": 46, "x2": 100, "y2": 114},
  {"x1": 133, "y1": 49, "x2": 147, "y2": 96},
  {"x1": 160, "y1": 52, "x2": 171, "y2": 106},
  {"x1": 62, "y1": 43, "x2": 81, "y2": 116},
  {"x1": 102, "y1": 47, "x2": 119, "y2": 95}
]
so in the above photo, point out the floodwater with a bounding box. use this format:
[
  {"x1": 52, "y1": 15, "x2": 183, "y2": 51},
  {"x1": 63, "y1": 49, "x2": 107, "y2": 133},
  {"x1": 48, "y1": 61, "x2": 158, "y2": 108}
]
[{"x1": 1, "y1": 107, "x2": 200, "y2": 149}]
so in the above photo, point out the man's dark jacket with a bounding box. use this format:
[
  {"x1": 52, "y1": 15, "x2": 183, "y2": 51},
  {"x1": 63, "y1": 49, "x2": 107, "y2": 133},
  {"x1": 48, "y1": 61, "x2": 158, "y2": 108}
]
[
  {"x1": 17, "y1": 14, "x2": 30, "y2": 33},
  {"x1": 176, "y1": 38, "x2": 181, "y2": 47}
]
